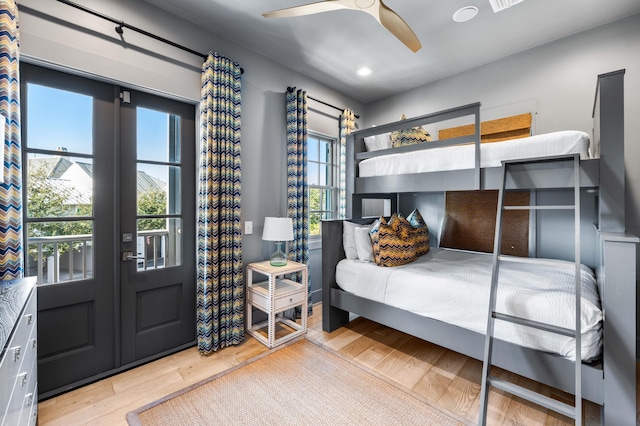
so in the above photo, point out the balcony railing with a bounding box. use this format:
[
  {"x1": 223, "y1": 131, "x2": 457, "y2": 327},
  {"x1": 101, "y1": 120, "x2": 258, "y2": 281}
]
[{"x1": 27, "y1": 229, "x2": 172, "y2": 284}]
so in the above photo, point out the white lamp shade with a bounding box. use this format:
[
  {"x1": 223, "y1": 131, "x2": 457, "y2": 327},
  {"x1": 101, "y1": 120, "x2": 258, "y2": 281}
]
[{"x1": 262, "y1": 217, "x2": 294, "y2": 241}]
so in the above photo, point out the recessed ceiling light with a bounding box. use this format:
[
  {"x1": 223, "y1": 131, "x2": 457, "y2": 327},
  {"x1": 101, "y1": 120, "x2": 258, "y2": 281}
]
[
  {"x1": 357, "y1": 67, "x2": 372, "y2": 77},
  {"x1": 453, "y1": 6, "x2": 478, "y2": 23}
]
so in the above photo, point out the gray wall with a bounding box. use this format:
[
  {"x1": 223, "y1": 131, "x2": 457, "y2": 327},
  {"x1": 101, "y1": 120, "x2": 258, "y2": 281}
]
[
  {"x1": 18, "y1": 0, "x2": 364, "y2": 308},
  {"x1": 365, "y1": 13, "x2": 640, "y2": 352}
]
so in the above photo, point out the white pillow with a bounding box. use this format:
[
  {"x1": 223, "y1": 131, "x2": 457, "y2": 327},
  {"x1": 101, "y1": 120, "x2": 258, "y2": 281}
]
[
  {"x1": 343, "y1": 221, "x2": 372, "y2": 259},
  {"x1": 363, "y1": 133, "x2": 392, "y2": 151},
  {"x1": 342, "y1": 221, "x2": 359, "y2": 259},
  {"x1": 354, "y1": 227, "x2": 374, "y2": 262}
]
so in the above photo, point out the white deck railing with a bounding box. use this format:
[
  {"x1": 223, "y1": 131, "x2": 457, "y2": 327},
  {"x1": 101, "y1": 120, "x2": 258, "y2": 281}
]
[{"x1": 27, "y1": 229, "x2": 170, "y2": 284}]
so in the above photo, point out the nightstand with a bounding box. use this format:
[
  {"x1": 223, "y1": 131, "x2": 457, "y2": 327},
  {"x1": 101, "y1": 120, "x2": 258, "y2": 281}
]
[{"x1": 246, "y1": 260, "x2": 308, "y2": 348}]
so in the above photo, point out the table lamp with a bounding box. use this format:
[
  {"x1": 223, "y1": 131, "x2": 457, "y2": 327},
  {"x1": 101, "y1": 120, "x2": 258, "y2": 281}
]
[{"x1": 262, "y1": 217, "x2": 294, "y2": 266}]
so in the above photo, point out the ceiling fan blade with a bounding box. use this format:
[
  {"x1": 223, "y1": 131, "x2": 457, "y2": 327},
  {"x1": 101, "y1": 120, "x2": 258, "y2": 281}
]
[
  {"x1": 377, "y1": 0, "x2": 422, "y2": 52},
  {"x1": 262, "y1": 0, "x2": 354, "y2": 19}
]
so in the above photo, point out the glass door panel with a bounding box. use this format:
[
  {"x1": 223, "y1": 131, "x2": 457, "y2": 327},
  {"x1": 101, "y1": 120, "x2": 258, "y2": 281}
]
[
  {"x1": 135, "y1": 107, "x2": 182, "y2": 270},
  {"x1": 25, "y1": 85, "x2": 95, "y2": 286}
]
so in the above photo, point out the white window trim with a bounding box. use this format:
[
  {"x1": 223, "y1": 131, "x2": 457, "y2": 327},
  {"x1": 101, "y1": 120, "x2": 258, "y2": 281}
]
[{"x1": 308, "y1": 130, "x2": 338, "y2": 239}]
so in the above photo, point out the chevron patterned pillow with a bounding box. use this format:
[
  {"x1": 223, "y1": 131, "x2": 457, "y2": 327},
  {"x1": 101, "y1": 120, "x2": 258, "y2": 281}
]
[
  {"x1": 369, "y1": 217, "x2": 387, "y2": 265},
  {"x1": 407, "y1": 209, "x2": 430, "y2": 256},
  {"x1": 371, "y1": 214, "x2": 418, "y2": 267},
  {"x1": 390, "y1": 114, "x2": 432, "y2": 148}
]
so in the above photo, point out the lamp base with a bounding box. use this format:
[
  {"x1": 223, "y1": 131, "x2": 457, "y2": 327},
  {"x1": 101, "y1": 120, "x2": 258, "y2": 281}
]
[{"x1": 270, "y1": 242, "x2": 288, "y2": 267}]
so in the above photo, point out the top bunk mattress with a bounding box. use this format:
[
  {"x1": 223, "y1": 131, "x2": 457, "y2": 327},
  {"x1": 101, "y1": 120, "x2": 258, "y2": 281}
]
[
  {"x1": 336, "y1": 247, "x2": 602, "y2": 361},
  {"x1": 359, "y1": 130, "x2": 591, "y2": 177}
]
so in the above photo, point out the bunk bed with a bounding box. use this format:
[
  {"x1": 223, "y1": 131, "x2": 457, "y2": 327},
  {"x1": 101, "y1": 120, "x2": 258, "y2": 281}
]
[{"x1": 321, "y1": 70, "x2": 637, "y2": 424}]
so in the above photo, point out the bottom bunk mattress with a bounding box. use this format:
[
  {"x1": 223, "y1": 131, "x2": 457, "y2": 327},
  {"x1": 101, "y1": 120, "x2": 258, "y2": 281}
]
[{"x1": 335, "y1": 248, "x2": 602, "y2": 361}]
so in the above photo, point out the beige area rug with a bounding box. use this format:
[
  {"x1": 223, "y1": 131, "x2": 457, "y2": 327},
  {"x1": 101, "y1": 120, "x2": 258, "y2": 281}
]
[{"x1": 127, "y1": 338, "x2": 470, "y2": 425}]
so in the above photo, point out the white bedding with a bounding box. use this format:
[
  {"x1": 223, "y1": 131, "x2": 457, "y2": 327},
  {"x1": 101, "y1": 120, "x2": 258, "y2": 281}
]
[
  {"x1": 359, "y1": 130, "x2": 591, "y2": 177},
  {"x1": 336, "y1": 248, "x2": 602, "y2": 361}
]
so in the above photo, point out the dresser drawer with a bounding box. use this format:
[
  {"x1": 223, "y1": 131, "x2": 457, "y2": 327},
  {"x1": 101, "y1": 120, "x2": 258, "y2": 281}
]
[
  {"x1": 1, "y1": 287, "x2": 37, "y2": 425},
  {"x1": 4, "y1": 349, "x2": 38, "y2": 426},
  {"x1": 27, "y1": 382, "x2": 38, "y2": 426}
]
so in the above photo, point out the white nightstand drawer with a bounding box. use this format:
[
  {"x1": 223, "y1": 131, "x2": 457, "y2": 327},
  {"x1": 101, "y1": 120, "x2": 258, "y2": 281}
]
[
  {"x1": 273, "y1": 288, "x2": 306, "y2": 311},
  {"x1": 247, "y1": 279, "x2": 303, "y2": 312}
]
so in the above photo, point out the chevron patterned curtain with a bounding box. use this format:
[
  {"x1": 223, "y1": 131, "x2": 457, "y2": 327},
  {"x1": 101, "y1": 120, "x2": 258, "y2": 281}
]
[
  {"x1": 286, "y1": 89, "x2": 312, "y2": 316},
  {"x1": 338, "y1": 109, "x2": 355, "y2": 219},
  {"x1": 196, "y1": 52, "x2": 243, "y2": 354},
  {"x1": 0, "y1": 0, "x2": 22, "y2": 280}
]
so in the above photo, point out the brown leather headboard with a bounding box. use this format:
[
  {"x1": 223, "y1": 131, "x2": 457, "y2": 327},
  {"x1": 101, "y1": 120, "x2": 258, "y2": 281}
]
[
  {"x1": 440, "y1": 190, "x2": 529, "y2": 257},
  {"x1": 438, "y1": 113, "x2": 532, "y2": 143}
]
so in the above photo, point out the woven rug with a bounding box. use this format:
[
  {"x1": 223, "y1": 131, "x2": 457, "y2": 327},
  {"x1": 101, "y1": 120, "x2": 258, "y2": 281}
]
[{"x1": 127, "y1": 339, "x2": 469, "y2": 425}]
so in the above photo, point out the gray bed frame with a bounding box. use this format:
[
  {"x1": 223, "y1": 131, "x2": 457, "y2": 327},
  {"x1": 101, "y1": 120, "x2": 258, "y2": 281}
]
[{"x1": 322, "y1": 70, "x2": 637, "y2": 424}]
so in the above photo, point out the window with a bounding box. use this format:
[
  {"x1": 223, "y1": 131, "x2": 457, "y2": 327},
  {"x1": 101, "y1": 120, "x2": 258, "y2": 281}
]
[{"x1": 308, "y1": 132, "x2": 338, "y2": 237}]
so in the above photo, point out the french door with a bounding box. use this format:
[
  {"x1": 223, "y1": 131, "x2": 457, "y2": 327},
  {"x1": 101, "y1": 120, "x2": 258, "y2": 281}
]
[
  {"x1": 119, "y1": 90, "x2": 195, "y2": 365},
  {"x1": 21, "y1": 63, "x2": 196, "y2": 397}
]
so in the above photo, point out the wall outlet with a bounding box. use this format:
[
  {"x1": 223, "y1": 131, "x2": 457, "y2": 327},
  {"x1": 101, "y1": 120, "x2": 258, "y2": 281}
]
[{"x1": 245, "y1": 221, "x2": 252, "y2": 235}]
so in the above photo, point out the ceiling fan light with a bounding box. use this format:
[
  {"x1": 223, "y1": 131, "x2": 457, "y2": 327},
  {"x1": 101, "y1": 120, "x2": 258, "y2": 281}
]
[
  {"x1": 357, "y1": 67, "x2": 372, "y2": 77},
  {"x1": 489, "y1": 0, "x2": 525, "y2": 13},
  {"x1": 452, "y1": 6, "x2": 478, "y2": 23}
]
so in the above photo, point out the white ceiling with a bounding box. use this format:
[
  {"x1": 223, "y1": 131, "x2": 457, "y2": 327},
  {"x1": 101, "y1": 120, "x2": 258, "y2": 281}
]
[{"x1": 144, "y1": 0, "x2": 640, "y2": 103}]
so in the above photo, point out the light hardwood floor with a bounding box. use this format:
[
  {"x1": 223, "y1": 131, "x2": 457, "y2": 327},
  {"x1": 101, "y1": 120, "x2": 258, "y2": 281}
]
[{"x1": 38, "y1": 304, "x2": 639, "y2": 425}]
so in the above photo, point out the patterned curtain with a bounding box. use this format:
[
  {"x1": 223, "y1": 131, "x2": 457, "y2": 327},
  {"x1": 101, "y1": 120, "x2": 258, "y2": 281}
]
[
  {"x1": 196, "y1": 52, "x2": 243, "y2": 354},
  {"x1": 0, "y1": 0, "x2": 22, "y2": 280},
  {"x1": 338, "y1": 109, "x2": 355, "y2": 219},
  {"x1": 286, "y1": 89, "x2": 311, "y2": 316}
]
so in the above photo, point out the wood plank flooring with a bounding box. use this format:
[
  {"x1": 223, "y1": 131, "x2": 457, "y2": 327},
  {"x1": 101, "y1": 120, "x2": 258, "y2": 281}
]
[{"x1": 38, "y1": 304, "x2": 639, "y2": 425}]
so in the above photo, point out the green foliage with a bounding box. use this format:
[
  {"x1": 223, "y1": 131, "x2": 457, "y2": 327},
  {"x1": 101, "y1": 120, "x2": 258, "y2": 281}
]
[
  {"x1": 26, "y1": 164, "x2": 92, "y2": 258},
  {"x1": 26, "y1": 162, "x2": 168, "y2": 261},
  {"x1": 138, "y1": 190, "x2": 167, "y2": 231},
  {"x1": 309, "y1": 188, "x2": 321, "y2": 236}
]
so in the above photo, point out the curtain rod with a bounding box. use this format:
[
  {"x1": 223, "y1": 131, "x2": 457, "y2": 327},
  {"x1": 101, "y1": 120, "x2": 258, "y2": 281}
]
[
  {"x1": 55, "y1": 0, "x2": 244, "y2": 73},
  {"x1": 287, "y1": 87, "x2": 360, "y2": 119}
]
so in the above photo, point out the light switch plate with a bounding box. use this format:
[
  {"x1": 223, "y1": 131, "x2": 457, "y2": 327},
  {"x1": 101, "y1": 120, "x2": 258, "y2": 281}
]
[{"x1": 245, "y1": 221, "x2": 252, "y2": 235}]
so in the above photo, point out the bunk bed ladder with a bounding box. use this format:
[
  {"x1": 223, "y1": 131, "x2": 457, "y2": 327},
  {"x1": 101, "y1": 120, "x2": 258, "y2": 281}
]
[{"x1": 478, "y1": 154, "x2": 582, "y2": 425}]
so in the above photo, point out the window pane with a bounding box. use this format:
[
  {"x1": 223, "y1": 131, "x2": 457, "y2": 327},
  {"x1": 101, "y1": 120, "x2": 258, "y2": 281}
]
[
  {"x1": 26, "y1": 84, "x2": 93, "y2": 155},
  {"x1": 26, "y1": 220, "x2": 93, "y2": 284},
  {"x1": 309, "y1": 212, "x2": 321, "y2": 236},
  {"x1": 325, "y1": 163, "x2": 335, "y2": 186},
  {"x1": 137, "y1": 218, "x2": 181, "y2": 270},
  {"x1": 27, "y1": 154, "x2": 93, "y2": 218},
  {"x1": 321, "y1": 189, "x2": 332, "y2": 211},
  {"x1": 320, "y1": 140, "x2": 331, "y2": 163},
  {"x1": 137, "y1": 164, "x2": 180, "y2": 215},
  {"x1": 308, "y1": 136, "x2": 319, "y2": 162},
  {"x1": 319, "y1": 164, "x2": 328, "y2": 186},
  {"x1": 309, "y1": 187, "x2": 321, "y2": 211},
  {"x1": 137, "y1": 107, "x2": 180, "y2": 163},
  {"x1": 308, "y1": 162, "x2": 319, "y2": 186}
]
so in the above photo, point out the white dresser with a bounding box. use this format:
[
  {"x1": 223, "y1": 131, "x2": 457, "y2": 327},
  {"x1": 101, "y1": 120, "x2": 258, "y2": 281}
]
[{"x1": 0, "y1": 277, "x2": 38, "y2": 426}]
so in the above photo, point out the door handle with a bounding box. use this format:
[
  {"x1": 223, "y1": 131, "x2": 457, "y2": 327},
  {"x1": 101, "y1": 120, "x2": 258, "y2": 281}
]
[{"x1": 122, "y1": 251, "x2": 144, "y2": 261}]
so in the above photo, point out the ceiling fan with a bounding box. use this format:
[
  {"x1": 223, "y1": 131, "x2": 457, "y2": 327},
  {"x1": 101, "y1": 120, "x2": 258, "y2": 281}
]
[{"x1": 262, "y1": 0, "x2": 422, "y2": 52}]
